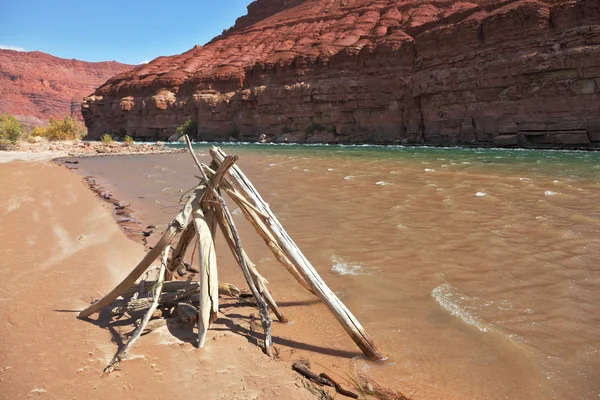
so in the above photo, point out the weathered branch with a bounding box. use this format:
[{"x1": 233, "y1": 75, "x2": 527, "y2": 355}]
[
  {"x1": 78, "y1": 187, "x2": 200, "y2": 319},
  {"x1": 194, "y1": 157, "x2": 274, "y2": 357},
  {"x1": 105, "y1": 246, "x2": 170, "y2": 373},
  {"x1": 166, "y1": 220, "x2": 196, "y2": 280},
  {"x1": 211, "y1": 146, "x2": 386, "y2": 361},
  {"x1": 214, "y1": 207, "x2": 288, "y2": 323},
  {"x1": 193, "y1": 205, "x2": 219, "y2": 348}
]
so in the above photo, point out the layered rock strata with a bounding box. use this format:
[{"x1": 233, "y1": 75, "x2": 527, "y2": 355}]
[
  {"x1": 0, "y1": 50, "x2": 133, "y2": 125},
  {"x1": 83, "y1": 0, "x2": 600, "y2": 148}
]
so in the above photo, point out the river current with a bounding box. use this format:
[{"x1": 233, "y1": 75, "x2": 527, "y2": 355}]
[{"x1": 71, "y1": 144, "x2": 600, "y2": 399}]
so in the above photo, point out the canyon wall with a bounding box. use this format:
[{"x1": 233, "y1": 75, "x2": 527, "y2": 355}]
[
  {"x1": 83, "y1": 0, "x2": 600, "y2": 148},
  {"x1": 0, "y1": 50, "x2": 133, "y2": 125}
]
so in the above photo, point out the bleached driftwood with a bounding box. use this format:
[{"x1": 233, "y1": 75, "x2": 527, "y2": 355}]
[
  {"x1": 192, "y1": 204, "x2": 219, "y2": 348},
  {"x1": 166, "y1": 221, "x2": 196, "y2": 280},
  {"x1": 121, "y1": 280, "x2": 241, "y2": 299},
  {"x1": 210, "y1": 146, "x2": 386, "y2": 361},
  {"x1": 105, "y1": 246, "x2": 170, "y2": 373},
  {"x1": 78, "y1": 189, "x2": 199, "y2": 319},
  {"x1": 214, "y1": 210, "x2": 287, "y2": 323},
  {"x1": 183, "y1": 140, "x2": 273, "y2": 357},
  {"x1": 80, "y1": 135, "x2": 385, "y2": 372}
]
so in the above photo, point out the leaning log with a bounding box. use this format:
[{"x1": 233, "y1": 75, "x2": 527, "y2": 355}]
[
  {"x1": 210, "y1": 146, "x2": 386, "y2": 361},
  {"x1": 193, "y1": 205, "x2": 219, "y2": 348},
  {"x1": 105, "y1": 246, "x2": 170, "y2": 373},
  {"x1": 78, "y1": 187, "x2": 200, "y2": 319}
]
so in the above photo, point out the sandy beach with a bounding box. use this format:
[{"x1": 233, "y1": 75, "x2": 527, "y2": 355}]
[{"x1": 0, "y1": 157, "x2": 311, "y2": 399}]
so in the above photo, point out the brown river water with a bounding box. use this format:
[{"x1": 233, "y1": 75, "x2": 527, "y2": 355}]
[{"x1": 68, "y1": 144, "x2": 600, "y2": 400}]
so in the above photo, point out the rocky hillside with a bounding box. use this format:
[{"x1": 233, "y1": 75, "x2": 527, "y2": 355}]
[
  {"x1": 0, "y1": 50, "x2": 133, "y2": 126},
  {"x1": 84, "y1": 0, "x2": 600, "y2": 148}
]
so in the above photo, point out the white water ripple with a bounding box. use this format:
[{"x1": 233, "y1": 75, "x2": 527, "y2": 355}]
[
  {"x1": 432, "y1": 284, "x2": 488, "y2": 332},
  {"x1": 331, "y1": 256, "x2": 367, "y2": 276}
]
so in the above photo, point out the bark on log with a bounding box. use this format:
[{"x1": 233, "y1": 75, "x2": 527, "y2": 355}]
[
  {"x1": 78, "y1": 187, "x2": 200, "y2": 319},
  {"x1": 210, "y1": 146, "x2": 386, "y2": 361},
  {"x1": 105, "y1": 246, "x2": 170, "y2": 373}
]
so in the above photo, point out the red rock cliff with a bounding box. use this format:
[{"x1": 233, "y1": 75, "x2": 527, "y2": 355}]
[
  {"x1": 0, "y1": 50, "x2": 133, "y2": 125},
  {"x1": 83, "y1": 0, "x2": 600, "y2": 148}
]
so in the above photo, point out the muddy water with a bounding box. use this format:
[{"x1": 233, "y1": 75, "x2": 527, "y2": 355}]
[{"x1": 71, "y1": 145, "x2": 600, "y2": 400}]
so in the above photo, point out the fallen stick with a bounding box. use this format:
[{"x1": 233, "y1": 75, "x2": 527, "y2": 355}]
[
  {"x1": 211, "y1": 146, "x2": 386, "y2": 361},
  {"x1": 292, "y1": 362, "x2": 334, "y2": 386},
  {"x1": 319, "y1": 372, "x2": 359, "y2": 399},
  {"x1": 105, "y1": 246, "x2": 170, "y2": 373},
  {"x1": 78, "y1": 187, "x2": 200, "y2": 319},
  {"x1": 124, "y1": 317, "x2": 168, "y2": 337}
]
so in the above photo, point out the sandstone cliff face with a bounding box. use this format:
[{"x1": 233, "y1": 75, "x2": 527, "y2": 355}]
[
  {"x1": 84, "y1": 0, "x2": 600, "y2": 148},
  {"x1": 0, "y1": 50, "x2": 133, "y2": 125}
]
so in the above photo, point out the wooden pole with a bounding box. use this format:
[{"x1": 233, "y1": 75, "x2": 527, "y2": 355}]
[
  {"x1": 214, "y1": 204, "x2": 273, "y2": 357},
  {"x1": 210, "y1": 146, "x2": 387, "y2": 361},
  {"x1": 78, "y1": 185, "x2": 201, "y2": 319},
  {"x1": 104, "y1": 246, "x2": 170, "y2": 373},
  {"x1": 193, "y1": 204, "x2": 219, "y2": 348},
  {"x1": 214, "y1": 207, "x2": 288, "y2": 323},
  {"x1": 223, "y1": 187, "x2": 316, "y2": 295}
]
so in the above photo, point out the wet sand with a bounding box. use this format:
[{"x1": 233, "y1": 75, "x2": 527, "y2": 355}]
[{"x1": 0, "y1": 160, "x2": 310, "y2": 399}]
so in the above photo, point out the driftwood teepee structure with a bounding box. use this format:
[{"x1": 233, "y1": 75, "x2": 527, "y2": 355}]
[{"x1": 79, "y1": 137, "x2": 386, "y2": 371}]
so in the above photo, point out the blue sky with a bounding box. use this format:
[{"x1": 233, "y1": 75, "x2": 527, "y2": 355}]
[{"x1": 0, "y1": 0, "x2": 253, "y2": 65}]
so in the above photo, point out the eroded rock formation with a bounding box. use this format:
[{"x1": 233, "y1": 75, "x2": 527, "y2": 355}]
[
  {"x1": 0, "y1": 50, "x2": 133, "y2": 125},
  {"x1": 83, "y1": 0, "x2": 600, "y2": 148}
]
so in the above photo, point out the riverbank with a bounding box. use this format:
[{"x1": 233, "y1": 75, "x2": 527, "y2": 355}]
[
  {"x1": 0, "y1": 159, "x2": 311, "y2": 399},
  {"x1": 2, "y1": 137, "x2": 185, "y2": 160},
  {"x1": 60, "y1": 144, "x2": 600, "y2": 399}
]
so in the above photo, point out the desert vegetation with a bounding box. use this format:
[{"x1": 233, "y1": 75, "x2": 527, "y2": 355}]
[
  {"x1": 176, "y1": 120, "x2": 197, "y2": 138},
  {"x1": 100, "y1": 133, "x2": 113, "y2": 144},
  {"x1": 0, "y1": 113, "x2": 24, "y2": 149},
  {"x1": 29, "y1": 115, "x2": 87, "y2": 141}
]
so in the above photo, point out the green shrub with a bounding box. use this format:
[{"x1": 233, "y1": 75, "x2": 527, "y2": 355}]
[
  {"x1": 35, "y1": 116, "x2": 86, "y2": 141},
  {"x1": 30, "y1": 126, "x2": 46, "y2": 137},
  {"x1": 100, "y1": 134, "x2": 113, "y2": 144},
  {"x1": 305, "y1": 122, "x2": 326, "y2": 134},
  {"x1": 124, "y1": 135, "x2": 134, "y2": 145},
  {"x1": 176, "y1": 120, "x2": 197, "y2": 138},
  {"x1": 0, "y1": 113, "x2": 23, "y2": 144}
]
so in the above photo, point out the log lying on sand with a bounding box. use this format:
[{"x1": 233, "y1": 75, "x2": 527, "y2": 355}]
[
  {"x1": 122, "y1": 280, "x2": 241, "y2": 299},
  {"x1": 210, "y1": 146, "x2": 387, "y2": 361},
  {"x1": 112, "y1": 281, "x2": 242, "y2": 315}
]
